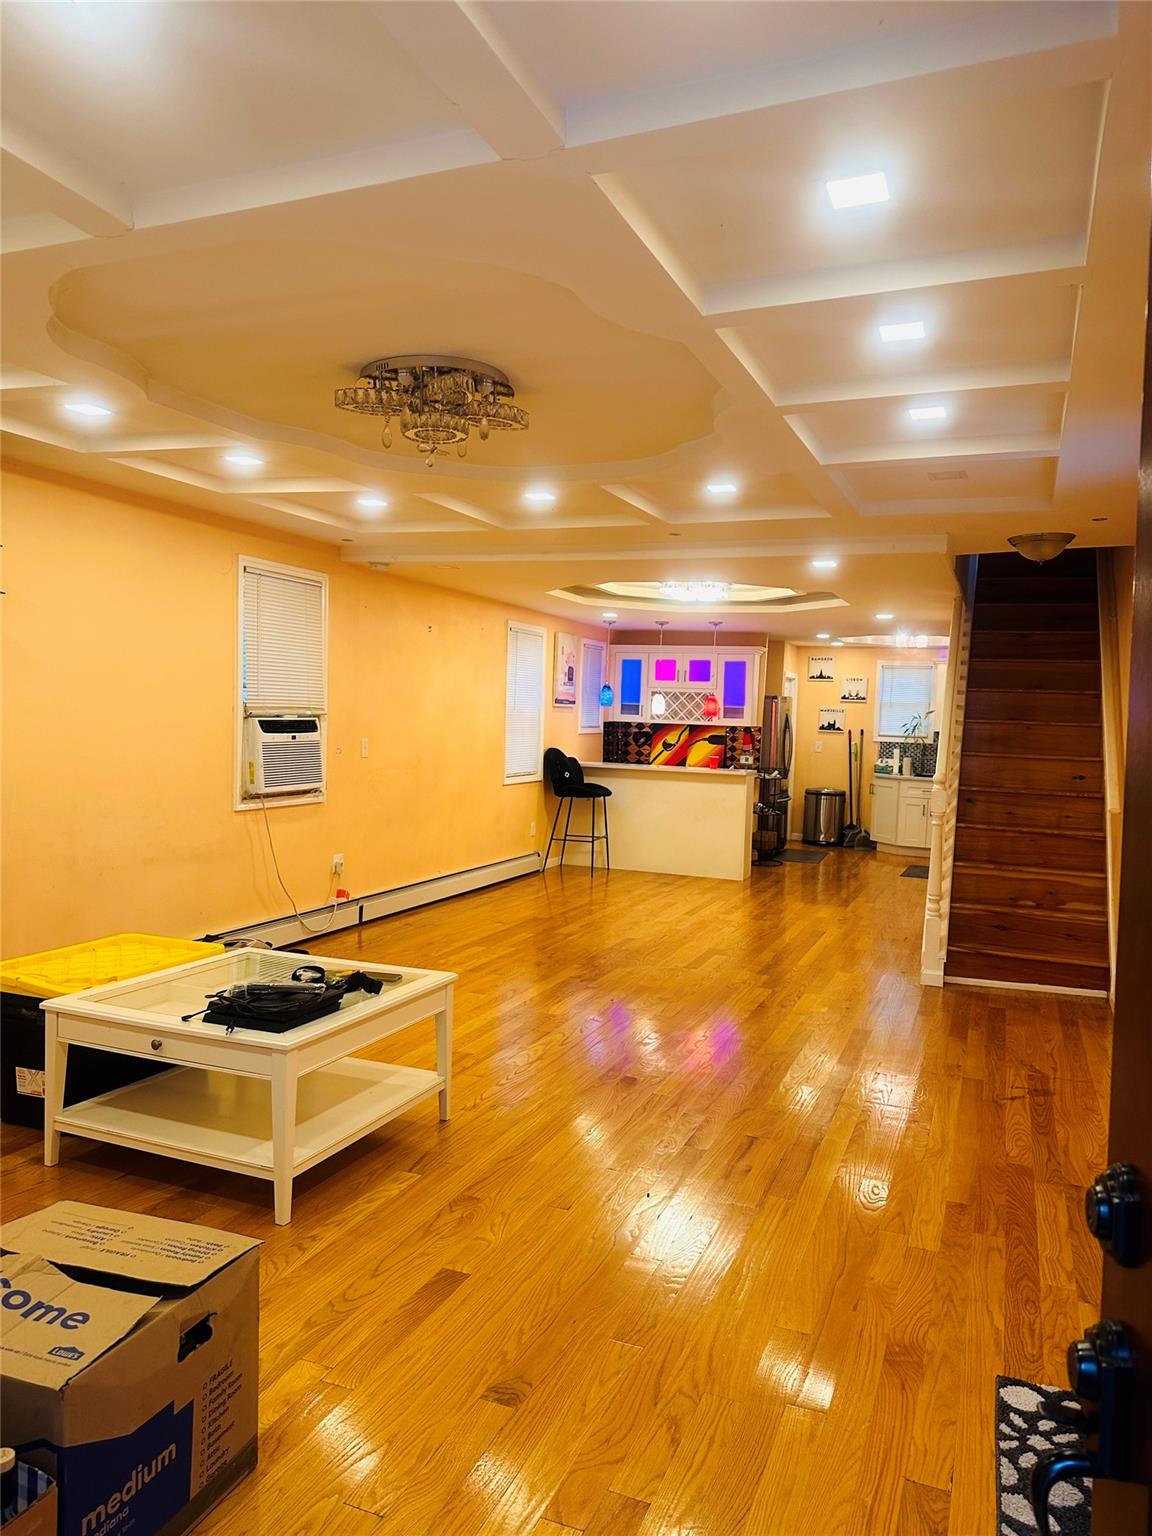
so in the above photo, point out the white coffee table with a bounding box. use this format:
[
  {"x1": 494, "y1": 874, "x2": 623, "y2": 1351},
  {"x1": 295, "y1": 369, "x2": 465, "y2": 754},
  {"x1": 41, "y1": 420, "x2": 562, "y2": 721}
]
[{"x1": 42, "y1": 947, "x2": 456, "y2": 1223}]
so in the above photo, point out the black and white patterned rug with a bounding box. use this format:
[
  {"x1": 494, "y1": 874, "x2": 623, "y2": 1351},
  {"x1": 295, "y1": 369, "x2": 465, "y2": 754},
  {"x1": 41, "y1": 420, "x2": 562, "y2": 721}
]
[{"x1": 997, "y1": 1376, "x2": 1091, "y2": 1535}]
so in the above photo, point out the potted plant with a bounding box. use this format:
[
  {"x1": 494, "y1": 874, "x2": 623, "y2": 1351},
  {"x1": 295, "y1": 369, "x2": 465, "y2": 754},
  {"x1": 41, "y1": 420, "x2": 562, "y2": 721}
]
[{"x1": 899, "y1": 710, "x2": 934, "y2": 776}]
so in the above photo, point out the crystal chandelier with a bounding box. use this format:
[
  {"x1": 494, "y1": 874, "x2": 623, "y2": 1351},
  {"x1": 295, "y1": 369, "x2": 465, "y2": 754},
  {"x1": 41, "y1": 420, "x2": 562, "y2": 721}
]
[{"x1": 335, "y1": 355, "x2": 528, "y2": 466}]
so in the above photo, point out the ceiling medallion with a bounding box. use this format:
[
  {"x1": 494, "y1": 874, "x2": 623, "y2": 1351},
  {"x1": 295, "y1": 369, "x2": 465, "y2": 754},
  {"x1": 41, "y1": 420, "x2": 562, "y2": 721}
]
[{"x1": 335, "y1": 354, "x2": 528, "y2": 466}]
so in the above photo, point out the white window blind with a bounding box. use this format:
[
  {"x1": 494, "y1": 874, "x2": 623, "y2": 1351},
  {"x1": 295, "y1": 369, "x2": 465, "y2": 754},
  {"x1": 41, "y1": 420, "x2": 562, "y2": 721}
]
[
  {"x1": 241, "y1": 561, "x2": 327, "y2": 712},
  {"x1": 579, "y1": 639, "x2": 606, "y2": 732},
  {"x1": 876, "y1": 663, "x2": 935, "y2": 738},
  {"x1": 505, "y1": 622, "x2": 545, "y2": 781}
]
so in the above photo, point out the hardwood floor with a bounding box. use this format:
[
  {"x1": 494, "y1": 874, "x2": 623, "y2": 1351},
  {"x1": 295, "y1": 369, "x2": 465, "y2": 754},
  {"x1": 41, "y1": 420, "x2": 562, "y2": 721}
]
[{"x1": 1, "y1": 855, "x2": 1112, "y2": 1536}]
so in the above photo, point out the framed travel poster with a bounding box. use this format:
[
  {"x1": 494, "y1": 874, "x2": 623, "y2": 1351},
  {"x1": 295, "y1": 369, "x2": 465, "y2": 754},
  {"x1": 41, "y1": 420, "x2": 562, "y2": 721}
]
[{"x1": 553, "y1": 631, "x2": 577, "y2": 706}]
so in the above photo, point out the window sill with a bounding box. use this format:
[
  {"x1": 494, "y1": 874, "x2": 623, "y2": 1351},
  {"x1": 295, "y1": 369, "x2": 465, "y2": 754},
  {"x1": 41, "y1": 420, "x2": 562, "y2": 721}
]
[{"x1": 236, "y1": 792, "x2": 326, "y2": 812}]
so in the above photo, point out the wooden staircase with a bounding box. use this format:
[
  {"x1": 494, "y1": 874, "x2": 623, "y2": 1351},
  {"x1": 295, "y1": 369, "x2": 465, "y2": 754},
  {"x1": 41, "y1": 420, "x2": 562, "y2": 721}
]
[{"x1": 945, "y1": 549, "x2": 1110, "y2": 993}]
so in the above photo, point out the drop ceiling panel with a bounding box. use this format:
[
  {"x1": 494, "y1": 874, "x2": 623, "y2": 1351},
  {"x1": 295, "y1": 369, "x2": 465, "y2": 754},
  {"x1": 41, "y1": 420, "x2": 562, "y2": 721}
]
[
  {"x1": 0, "y1": 1, "x2": 464, "y2": 195},
  {"x1": 789, "y1": 388, "x2": 1065, "y2": 458},
  {"x1": 726, "y1": 275, "x2": 1079, "y2": 402},
  {"x1": 610, "y1": 80, "x2": 1103, "y2": 299}
]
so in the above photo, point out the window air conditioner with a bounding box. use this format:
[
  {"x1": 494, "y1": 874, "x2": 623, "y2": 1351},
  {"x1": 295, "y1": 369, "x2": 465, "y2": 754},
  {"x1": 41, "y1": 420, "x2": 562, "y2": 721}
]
[{"x1": 243, "y1": 716, "x2": 323, "y2": 797}]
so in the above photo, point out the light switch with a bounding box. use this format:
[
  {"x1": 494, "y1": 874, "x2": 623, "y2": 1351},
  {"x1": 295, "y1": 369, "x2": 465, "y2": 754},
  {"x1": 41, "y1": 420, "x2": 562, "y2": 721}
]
[{"x1": 360, "y1": 738, "x2": 369, "y2": 758}]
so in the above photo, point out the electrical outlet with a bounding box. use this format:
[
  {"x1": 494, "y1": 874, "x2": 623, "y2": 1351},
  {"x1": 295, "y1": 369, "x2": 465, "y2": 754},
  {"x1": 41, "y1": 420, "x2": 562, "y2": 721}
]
[
  {"x1": 530, "y1": 820, "x2": 537, "y2": 837},
  {"x1": 814, "y1": 742, "x2": 822, "y2": 753},
  {"x1": 332, "y1": 853, "x2": 344, "y2": 875},
  {"x1": 360, "y1": 738, "x2": 369, "y2": 758}
]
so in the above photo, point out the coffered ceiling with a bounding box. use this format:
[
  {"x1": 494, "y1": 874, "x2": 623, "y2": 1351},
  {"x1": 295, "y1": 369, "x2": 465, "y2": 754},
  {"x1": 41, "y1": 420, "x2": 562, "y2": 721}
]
[{"x1": 2, "y1": 0, "x2": 1149, "y2": 637}]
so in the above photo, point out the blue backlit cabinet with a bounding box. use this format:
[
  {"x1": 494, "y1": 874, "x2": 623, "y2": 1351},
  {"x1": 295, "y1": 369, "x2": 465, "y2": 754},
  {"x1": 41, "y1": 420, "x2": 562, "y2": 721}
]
[{"x1": 606, "y1": 648, "x2": 761, "y2": 726}]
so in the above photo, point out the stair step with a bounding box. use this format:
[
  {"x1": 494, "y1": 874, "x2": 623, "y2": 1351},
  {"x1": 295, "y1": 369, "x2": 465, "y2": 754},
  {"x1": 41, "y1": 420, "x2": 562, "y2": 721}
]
[
  {"x1": 952, "y1": 864, "x2": 1108, "y2": 915},
  {"x1": 967, "y1": 658, "x2": 1101, "y2": 692},
  {"x1": 954, "y1": 823, "x2": 1107, "y2": 872},
  {"x1": 972, "y1": 602, "x2": 1099, "y2": 631},
  {"x1": 960, "y1": 753, "x2": 1104, "y2": 794},
  {"x1": 945, "y1": 944, "x2": 1110, "y2": 993},
  {"x1": 964, "y1": 689, "x2": 1101, "y2": 724},
  {"x1": 970, "y1": 630, "x2": 1100, "y2": 661},
  {"x1": 956, "y1": 787, "x2": 1104, "y2": 832},
  {"x1": 961, "y1": 720, "x2": 1101, "y2": 757},
  {"x1": 949, "y1": 904, "x2": 1109, "y2": 960},
  {"x1": 975, "y1": 576, "x2": 1099, "y2": 604}
]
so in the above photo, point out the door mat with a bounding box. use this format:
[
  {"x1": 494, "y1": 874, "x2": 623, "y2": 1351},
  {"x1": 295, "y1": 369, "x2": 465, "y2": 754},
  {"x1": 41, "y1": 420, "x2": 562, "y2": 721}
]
[
  {"x1": 779, "y1": 847, "x2": 831, "y2": 864},
  {"x1": 996, "y1": 1376, "x2": 1090, "y2": 1536},
  {"x1": 901, "y1": 864, "x2": 930, "y2": 879}
]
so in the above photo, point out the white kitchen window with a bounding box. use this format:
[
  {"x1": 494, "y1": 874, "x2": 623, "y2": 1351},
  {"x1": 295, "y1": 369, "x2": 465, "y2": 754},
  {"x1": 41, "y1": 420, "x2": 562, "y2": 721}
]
[
  {"x1": 505, "y1": 622, "x2": 546, "y2": 782},
  {"x1": 238, "y1": 557, "x2": 327, "y2": 805},
  {"x1": 578, "y1": 638, "x2": 606, "y2": 733},
  {"x1": 876, "y1": 662, "x2": 935, "y2": 740}
]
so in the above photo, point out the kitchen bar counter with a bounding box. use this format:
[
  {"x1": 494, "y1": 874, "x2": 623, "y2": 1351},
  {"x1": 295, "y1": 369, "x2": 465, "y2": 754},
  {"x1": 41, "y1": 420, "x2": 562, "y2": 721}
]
[{"x1": 565, "y1": 762, "x2": 756, "y2": 880}]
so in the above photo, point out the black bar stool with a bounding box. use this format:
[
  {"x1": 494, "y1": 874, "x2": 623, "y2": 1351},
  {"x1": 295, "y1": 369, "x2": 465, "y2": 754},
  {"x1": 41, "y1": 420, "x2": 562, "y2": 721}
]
[{"x1": 543, "y1": 749, "x2": 611, "y2": 874}]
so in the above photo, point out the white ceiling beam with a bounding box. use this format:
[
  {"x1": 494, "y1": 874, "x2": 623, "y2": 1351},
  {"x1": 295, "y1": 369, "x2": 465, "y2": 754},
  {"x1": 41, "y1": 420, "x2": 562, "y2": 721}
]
[
  {"x1": 705, "y1": 240, "x2": 1086, "y2": 318},
  {"x1": 418, "y1": 493, "x2": 512, "y2": 530},
  {"x1": 858, "y1": 496, "x2": 1053, "y2": 519},
  {"x1": 347, "y1": 535, "x2": 950, "y2": 564},
  {"x1": 0, "y1": 120, "x2": 132, "y2": 237},
  {"x1": 822, "y1": 435, "x2": 1060, "y2": 468},
  {"x1": 775, "y1": 364, "x2": 1071, "y2": 411},
  {"x1": 378, "y1": 2, "x2": 565, "y2": 159},
  {"x1": 599, "y1": 484, "x2": 671, "y2": 525}
]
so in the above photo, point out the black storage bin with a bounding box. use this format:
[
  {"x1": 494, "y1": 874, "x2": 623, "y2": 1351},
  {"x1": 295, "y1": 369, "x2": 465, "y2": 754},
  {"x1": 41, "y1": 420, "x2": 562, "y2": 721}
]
[{"x1": 1, "y1": 990, "x2": 170, "y2": 1129}]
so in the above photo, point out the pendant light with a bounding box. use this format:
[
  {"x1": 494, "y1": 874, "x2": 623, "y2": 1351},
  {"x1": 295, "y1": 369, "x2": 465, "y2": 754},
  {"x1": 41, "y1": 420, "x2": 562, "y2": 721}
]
[
  {"x1": 703, "y1": 621, "x2": 722, "y2": 719},
  {"x1": 599, "y1": 615, "x2": 615, "y2": 707},
  {"x1": 650, "y1": 621, "x2": 669, "y2": 718}
]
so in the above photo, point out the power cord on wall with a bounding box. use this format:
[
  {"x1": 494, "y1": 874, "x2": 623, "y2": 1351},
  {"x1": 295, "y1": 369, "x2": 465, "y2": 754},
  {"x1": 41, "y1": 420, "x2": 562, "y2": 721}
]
[{"x1": 257, "y1": 797, "x2": 342, "y2": 935}]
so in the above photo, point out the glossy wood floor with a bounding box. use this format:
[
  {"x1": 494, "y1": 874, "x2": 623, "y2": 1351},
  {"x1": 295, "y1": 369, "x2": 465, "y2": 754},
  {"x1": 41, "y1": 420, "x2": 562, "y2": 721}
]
[{"x1": 1, "y1": 855, "x2": 1113, "y2": 1536}]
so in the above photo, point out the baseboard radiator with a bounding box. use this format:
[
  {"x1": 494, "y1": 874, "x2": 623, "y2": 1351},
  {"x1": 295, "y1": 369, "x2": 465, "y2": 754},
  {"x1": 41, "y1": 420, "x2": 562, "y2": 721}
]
[{"x1": 210, "y1": 853, "x2": 542, "y2": 949}]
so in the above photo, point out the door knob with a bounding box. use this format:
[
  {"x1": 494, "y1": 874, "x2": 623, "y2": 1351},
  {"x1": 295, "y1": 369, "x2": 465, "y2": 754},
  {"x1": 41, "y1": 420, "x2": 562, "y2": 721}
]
[
  {"x1": 1030, "y1": 1320, "x2": 1135, "y2": 1536},
  {"x1": 1085, "y1": 1161, "x2": 1143, "y2": 1267}
]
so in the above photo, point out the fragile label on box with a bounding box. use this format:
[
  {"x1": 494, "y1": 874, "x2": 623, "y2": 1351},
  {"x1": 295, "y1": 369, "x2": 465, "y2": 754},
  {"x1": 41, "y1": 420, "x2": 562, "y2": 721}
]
[{"x1": 15, "y1": 1068, "x2": 45, "y2": 1099}]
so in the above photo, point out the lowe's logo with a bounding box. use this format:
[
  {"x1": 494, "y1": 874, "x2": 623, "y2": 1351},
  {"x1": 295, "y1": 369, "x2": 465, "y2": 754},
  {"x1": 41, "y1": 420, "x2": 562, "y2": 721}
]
[
  {"x1": 49, "y1": 1344, "x2": 86, "y2": 1361},
  {"x1": 0, "y1": 1275, "x2": 90, "y2": 1330}
]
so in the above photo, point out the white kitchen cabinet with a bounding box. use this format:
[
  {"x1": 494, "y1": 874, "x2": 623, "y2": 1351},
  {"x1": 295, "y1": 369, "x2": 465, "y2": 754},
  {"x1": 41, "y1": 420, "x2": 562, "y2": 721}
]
[
  {"x1": 869, "y1": 775, "x2": 931, "y2": 850},
  {"x1": 869, "y1": 778, "x2": 899, "y2": 844}
]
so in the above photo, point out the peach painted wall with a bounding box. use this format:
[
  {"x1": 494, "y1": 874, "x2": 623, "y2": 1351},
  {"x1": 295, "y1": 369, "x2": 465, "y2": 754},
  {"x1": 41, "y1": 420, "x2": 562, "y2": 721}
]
[
  {"x1": 1, "y1": 467, "x2": 599, "y2": 955},
  {"x1": 788, "y1": 644, "x2": 947, "y2": 837}
]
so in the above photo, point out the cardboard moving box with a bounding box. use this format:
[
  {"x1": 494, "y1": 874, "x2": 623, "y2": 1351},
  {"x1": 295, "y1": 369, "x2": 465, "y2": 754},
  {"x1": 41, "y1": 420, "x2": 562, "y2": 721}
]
[{"x1": 0, "y1": 1203, "x2": 259, "y2": 1536}]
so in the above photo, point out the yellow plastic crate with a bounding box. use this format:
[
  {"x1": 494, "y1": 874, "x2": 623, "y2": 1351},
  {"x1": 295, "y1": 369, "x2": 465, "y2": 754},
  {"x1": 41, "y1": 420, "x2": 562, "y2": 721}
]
[{"x1": 0, "y1": 933, "x2": 226, "y2": 1001}]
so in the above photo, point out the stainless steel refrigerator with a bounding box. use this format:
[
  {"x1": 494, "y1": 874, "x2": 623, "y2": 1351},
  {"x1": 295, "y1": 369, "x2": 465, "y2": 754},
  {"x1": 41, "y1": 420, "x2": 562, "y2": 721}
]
[{"x1": 753, "y1": 693, "x2": 793, "y2": 865}]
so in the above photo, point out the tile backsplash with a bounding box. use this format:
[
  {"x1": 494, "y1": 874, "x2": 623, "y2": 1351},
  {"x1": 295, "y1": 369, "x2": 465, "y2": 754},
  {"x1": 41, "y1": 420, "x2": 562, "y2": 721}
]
[{"x1": 875, "y1": 733, "x2": 939, "y2": 777}]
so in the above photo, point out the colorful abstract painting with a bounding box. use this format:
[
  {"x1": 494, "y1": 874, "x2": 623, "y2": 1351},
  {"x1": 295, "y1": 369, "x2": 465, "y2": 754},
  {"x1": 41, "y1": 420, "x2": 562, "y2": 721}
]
[{"x1": 649, "y1": 725, "x2": 727, "y2": 768}]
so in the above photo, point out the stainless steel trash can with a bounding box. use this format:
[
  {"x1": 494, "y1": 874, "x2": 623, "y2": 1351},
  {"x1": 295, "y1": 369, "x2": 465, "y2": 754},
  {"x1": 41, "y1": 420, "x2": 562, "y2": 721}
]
[{"x1": 802, "y1": 787, "x2": 846, "y2": 846}]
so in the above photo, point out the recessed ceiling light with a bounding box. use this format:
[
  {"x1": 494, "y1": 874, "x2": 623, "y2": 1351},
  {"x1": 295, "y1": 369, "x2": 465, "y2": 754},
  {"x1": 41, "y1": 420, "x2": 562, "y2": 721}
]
[
  {"x1": 816, "y1": 632, "x2": 831, "y2": 640},
  {"x1": 826, "y1": 171, "x2": 890, "y2": 209},
  {"x1": 908, "y1": 405, "x2": 947, "y2": 421},
  {"x1": 810, "y1": 558, "x2": 839, "y2": 571},
  {"x1": 831, "y1": 641, "x2": 845, "y2": 648},
  {"x1": 523, "y1": 487, "x2": 556, "y2": 506},
  {"x1": 705, "y1": 480, "x2": 739, "y2": 495},
  {"x1": 356, "y1": 495, "x2": 389, "y2": 510},
  {"x1": 602, "y1": 610, "x2": 618, "y2": 620},
  {"x1": 64, "y1": 399, "x2": 113, "y2": 418},
  {"x1": 223, "y1": 451, "x2": 265, "y2": 468},
  {"x1": 875, "y1": 612, "x2": 894, "y2": 621},
  {"x1": 878, "y1": 320, "x2": 926, "y2": 343}
]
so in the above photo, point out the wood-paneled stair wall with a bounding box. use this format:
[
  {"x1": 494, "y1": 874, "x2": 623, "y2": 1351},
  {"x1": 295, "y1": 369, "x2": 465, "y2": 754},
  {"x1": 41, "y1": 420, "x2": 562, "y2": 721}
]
[{"x1": 945, "y1": 548, "x2": 1111, "y2": 993}]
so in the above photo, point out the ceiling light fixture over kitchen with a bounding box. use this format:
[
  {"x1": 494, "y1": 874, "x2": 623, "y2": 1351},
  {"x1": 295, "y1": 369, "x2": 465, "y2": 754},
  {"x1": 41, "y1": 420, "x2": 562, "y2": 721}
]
[
  {"x1": 705, "y1": 480, "x2": 739, "y2": 496},
  {"x1": 825, "y1": 171, "x2": 890, "y2": 209},
  {"x1": 816, "y1": 632, "x2": 831, "y2": 640},
  {"x1": 875, "y1": 612, "x2": 894, "y2": 621},
  {"x1": 223, "y1": 451, "x2": 265, "y2": 469},
  {"x1": 810, "y1": 558, "x2": 839, "y2": 571},
  {"x1": 63, "y1": 399, "x2": 114, "y2": 418},
  {"x1": 356, "y1": 494, "x2": 389, "y2": 511},
  {"x1": 907, "y1": 405, "x2": 947, "y2": 421},
  {"x1": 600, "y1": 616, "x2": 616, "y2": 708},
  {"x1": 522, "y1": 487, "x2": 556, "y2": 507},
  {"x1": 658, "y1": 581, "x2": 731, "y2": 603},
  {"x1": 335, "y1": 355, "x2": 528, "y2": 466},
  {"x1": 650, "y1": 621, "x2": 669, "y2": 718},
  {"x1": 878, "y1": 320, "x2": 926, "y2": 343}
]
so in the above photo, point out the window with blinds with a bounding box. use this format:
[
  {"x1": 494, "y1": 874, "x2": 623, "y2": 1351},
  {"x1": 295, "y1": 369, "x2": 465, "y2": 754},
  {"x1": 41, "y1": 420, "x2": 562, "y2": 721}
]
[
  {"x1": 505, "y1": 622, "x2": 545, "y2": 782},
  {"x1": 578, "y1": 639, "x2": 606, "y2": 733},
  {"x1": 876, "y1": 662, "x2": 935, "y2": 739},
  {"x1": 240, "y1": 560, "x2": 327, "y2": 713}
]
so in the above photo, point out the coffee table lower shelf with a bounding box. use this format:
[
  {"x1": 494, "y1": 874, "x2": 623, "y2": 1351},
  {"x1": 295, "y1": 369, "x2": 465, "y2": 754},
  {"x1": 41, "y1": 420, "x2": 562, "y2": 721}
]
[{"x1": 52, "y1": 1056, "x2": 443, "y2": 1181}]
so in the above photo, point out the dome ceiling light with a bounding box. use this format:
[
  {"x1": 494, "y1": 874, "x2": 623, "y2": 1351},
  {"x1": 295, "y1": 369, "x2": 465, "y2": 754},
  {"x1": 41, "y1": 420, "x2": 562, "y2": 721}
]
[
  {"x1": 335, "y1": 355, "x2": 528, "y2": 467},
  {"x1": 1007, "y1": 532, "x2": 1075, "y2": 564}
]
